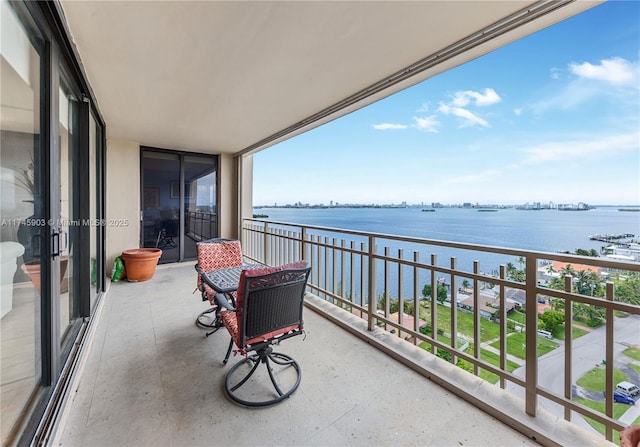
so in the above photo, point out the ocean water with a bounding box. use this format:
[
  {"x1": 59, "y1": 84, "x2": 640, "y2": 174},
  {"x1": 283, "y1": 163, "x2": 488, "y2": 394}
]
[
  {"x1": 252, "y1": 206, "x2": 639, "y2": 300},
  {"x1": 254, "y1": 206, "x2": 640, "y2": 254}
]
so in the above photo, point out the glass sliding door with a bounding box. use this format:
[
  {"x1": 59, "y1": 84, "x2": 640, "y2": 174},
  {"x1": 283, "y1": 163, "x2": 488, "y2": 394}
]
[
  {"x1": 0, "y1": 1, "x2": 44, "y2": 443},
  {"x1": 141, "y1": 151, "x2": 181, "y2": 263},
  {"x1": 88, "y1": 113, "x2": 99, "y2": 312},
  {"x1": 57, "y1": 75, "x2": 82, "y2": 351},
  {"x1": 184, "y1": 155, "x2": 217, "y2": 259},
  {"x1": 1, "y1": 1, "x2": 105, "y2": 443},
  {"x1": 141, "y1": 148, "x2": 217, "y2": 262}
]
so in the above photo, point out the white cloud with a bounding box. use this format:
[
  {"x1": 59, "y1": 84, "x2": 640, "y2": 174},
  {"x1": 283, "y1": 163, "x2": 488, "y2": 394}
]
[
  {"x1": 451, "y1": 88, "x2": 501, "y2": 107},
  {"x1": 550, "y1": 67, "x2": 561, "y2": 80},
  {"x1": 521, "y1": 131, "x2": 640, "y2": 164},
  {"x1": 438, "y1": 103, "x2": 489, "y2": 128},
  {"x1": 416, "y1": 102, "x2": 430, "y2": 113},
  {"x1": 372, "y1": 123, "x2": 408, "y2": 130},
  {"x1": 411, "y1": 116, "x2": 440, "y2": 132},
  {"x1": 513, "y1": 108, "x2": 523, "y2": 116},
  {"x1": 569, "y1": 57, "x2": 639, "y2": 86}
]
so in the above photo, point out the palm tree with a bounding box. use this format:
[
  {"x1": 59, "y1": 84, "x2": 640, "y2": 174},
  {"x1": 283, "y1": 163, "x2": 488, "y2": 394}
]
[
  {"x1": 517, "y1": 256, "x2": 525, "y2": 270},
  {"x1": 561, "y1": 264, "x2": 576, "y2": 279},
  {"x1": 461, "y1": 280, "x2": 471, "y2": 292},
  {"x1": 506, "y1": 262, "x2": 516, "y2": 277}
]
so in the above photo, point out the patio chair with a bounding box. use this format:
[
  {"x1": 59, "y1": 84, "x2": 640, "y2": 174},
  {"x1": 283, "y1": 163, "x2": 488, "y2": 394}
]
[
  {"x1": 215, "y1": 261, "x2": 311, "y2": 407},
  {"x1": 194, "y1": 238, "x2": 243, "y2": 335}
]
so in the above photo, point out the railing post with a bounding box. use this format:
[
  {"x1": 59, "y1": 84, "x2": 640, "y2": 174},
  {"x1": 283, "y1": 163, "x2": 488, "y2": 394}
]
[
  {"x1": 499, "y1": 265, "x2": 506, "y2": 389},
  {"x1": 473, "y1": 261, "x2": 481, "y2": 377},
  {"x1": 301, "y1": 227, "x2": 308, "y2": 264},
  {"x1": 450, "y1": 257, "x2": 457, "y2": 365},
  {"x1": 525, "y1": 255, "x2": 538, "y2": 416},
  {"x1": 605, "y1": 281, "x2": 614, "y2": 442},
  {"x1": 263, "y1": 222, "x2": 270, "y2": 265},
  {"x1": 430, "y1": 254, "x2": 437, "y2": 355},
  {"x1": 367, "y1": 235, "x2": 377, "y2": 331},
  {"x1": 564, "y1": 274, "x2": 573, "y2": 421}
]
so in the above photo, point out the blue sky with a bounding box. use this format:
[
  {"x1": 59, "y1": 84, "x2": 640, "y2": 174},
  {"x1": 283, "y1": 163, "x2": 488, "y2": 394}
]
[{"x1": 254, "y1": 1, "x2": 640, "y2": 206}]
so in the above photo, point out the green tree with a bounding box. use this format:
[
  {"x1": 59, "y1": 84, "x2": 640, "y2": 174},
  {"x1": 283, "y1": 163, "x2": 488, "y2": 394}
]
[
  {"x1": 539, "y1": 309, "x2": 564, "y2": 335},
  {"x1": 461, "y1": 280, "x2": 471, "y2": 291},
  {"x1": 613, "y1": 273, "x2": 640, "y2": 305},
  {"x1": 506, "y1": 262, "x2": 516, "y2": 278},
  {"x1": 421, "y1": 284, "x2": 448, "y2": 303}
]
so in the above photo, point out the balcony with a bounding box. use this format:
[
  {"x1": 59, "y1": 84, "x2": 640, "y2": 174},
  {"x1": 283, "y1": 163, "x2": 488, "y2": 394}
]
[{"x1": 53, "y1": 220, "x2": 639, "y2": 446}]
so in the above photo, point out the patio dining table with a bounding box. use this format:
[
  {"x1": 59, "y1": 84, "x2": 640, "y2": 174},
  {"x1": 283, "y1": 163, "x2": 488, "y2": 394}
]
[{"x1": 201, "y1": 264, "x2": 264, "y2": 295}]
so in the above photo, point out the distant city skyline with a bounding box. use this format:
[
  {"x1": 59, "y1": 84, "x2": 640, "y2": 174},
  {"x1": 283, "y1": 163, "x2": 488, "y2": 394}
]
[
  {"x1": 255, "y1": 200, "x2": 631, "y2": 208},
  {"x1": 253, "y1": 1, "x2": 640, "y2": 206}
]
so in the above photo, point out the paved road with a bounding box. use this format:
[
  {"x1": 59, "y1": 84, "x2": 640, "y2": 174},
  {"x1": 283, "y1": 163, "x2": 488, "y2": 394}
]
[{"x1": 505, "y1": 314, "x2": 640, "y2": 434}]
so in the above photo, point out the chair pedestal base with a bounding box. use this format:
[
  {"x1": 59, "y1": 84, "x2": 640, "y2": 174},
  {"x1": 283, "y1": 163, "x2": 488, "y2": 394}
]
[
  {"x1": 225, "y1": 348, "x2": 301, "y2": 407},
  {"x1": 195, "y1": 306, "x2": 222, "y2": 336}
]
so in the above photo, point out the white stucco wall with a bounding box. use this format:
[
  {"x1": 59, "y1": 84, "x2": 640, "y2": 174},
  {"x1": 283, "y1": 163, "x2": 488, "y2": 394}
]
[{"x1": 105, "y1": 139, "x2": 140, "y2": 273}]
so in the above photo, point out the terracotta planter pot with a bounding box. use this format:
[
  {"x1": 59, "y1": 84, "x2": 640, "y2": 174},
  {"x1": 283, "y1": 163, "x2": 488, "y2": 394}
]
[
  {"x1": 121, "y1": 248, "x2": 162, "y2": 282},
  {"x1": 21, "y1": 255, "x2": 69, "y2": 294}
]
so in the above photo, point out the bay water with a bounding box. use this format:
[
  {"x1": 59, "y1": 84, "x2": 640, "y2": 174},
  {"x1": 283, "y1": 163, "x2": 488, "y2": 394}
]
[{"x1": 253, "y1": 205, "x2": 640, "y2": 298}]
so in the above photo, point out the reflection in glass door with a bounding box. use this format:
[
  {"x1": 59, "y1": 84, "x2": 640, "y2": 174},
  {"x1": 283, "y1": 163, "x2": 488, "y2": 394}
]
[
  {"x1": 58, "y1": 77, "x2": 81, "y2": 350},
  {"x1": 142, "y1": 151, "x2": 180, "y2": 263},
  {"x1": 0, "y1": 1, "x2": 43, "y2": 443},
  {"x1": 141, "y1": 149, "x2": 217, "y2": 262},
  {"x1": 184, "y1": 155, "x2": 217, "y2": 259}
]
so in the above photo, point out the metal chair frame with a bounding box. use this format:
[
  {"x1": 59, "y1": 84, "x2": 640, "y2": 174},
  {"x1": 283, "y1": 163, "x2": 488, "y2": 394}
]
[{"x1": 216, "y1": 264, "x2": 311, "y2": 407}]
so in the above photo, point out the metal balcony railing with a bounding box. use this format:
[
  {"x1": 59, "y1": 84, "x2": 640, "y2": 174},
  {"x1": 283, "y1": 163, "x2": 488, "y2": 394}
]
[
  {"x1": 186, "y1": 211, "x2": 217, "y2": 241},
  {"x1": 242, "y1": 218, "x2": 640, "y2": 442}
]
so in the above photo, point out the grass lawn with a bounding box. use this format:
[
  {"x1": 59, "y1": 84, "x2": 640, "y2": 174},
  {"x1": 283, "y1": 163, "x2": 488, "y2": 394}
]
[
  {"x1": 630, "y1": 363, "x2": 640, "y2": 376},
  {"x1": 478, "y1": 348, "x2": 521, "y2": 384},
  {"x1": 576, "y1": 366, "x2": 628, "y2": 391},
  {"x1": 573, "y1": 397, "x2": 631, "y2": 445},
  {"x1": 623, "y1": 346, "x2": 640, "y2": 362},
  {"x1": 489, "y1": 332, "x2": 558, "y2": 360},
  {"x1": 508, "y1": 311, "x2": 525, "y2": 325},
  {"x1": 419, "y1": 303, "x2": 509, "y2": 343}
]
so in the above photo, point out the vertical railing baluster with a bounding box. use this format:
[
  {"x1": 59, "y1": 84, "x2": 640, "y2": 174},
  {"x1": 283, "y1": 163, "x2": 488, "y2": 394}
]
[
  {"x1": 413, "y1": 251, "x2": 419, "y2": 346},
  {"x1": 564, "y1": 274, "x2": 573, "y2": 421},
  {"x1": 499, "y1": 265, "x2": 506, "y2": 388},
  {"x1": 360, "y1": 242, "x2": 365, "y2": 317},
  {"x1": 384, "y1": 247, "x2": 390, "y2": 331},
  {"x1": 350, "y1": 241, "x2": 356, "y2": 310},
  {"x1": 341, "y1": 240, "x2": 347, "y2": 309},
  {"x1": 450, "y1": 257, "x2": 457, "y2": 365},
  {"x1": 331, "y1": 237, "x2": 346, "y2": 309},
  {"x1": 473, "y1": 261, "x2": 480, "y2": 376},
  {"x1": 367, "y1": 236, "x2": 377, "y2": 331},
  {"x1": 263, "y1": 222, "x2": 270, "y2": 265},
  {"x1": 430, "y1": 254, "x2": 437, "y2": 355},
  {"x1": 605, "y1": 281, "x2": 614, "y2": 442},
  {"x1": 525, "y1": 255, "x2": 538, "y2": 416},
  {"x1": 398, "y1": 248, "x2": 404, "y2": 338}
]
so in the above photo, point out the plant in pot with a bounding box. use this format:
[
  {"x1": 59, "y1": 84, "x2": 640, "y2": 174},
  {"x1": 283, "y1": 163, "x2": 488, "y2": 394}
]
[{"x1": 16, "y1": 157, "x2": 68, "y2": 294}]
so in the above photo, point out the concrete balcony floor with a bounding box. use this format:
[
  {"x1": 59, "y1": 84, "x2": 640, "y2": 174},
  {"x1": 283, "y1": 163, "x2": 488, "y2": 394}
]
[{"x1": 55, "y1": 263, "x2": 605, "y2": 446}]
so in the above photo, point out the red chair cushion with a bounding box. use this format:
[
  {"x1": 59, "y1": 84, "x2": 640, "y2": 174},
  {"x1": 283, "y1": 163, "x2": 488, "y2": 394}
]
[{"x1": 196, "y1": 240, "x2": 243, "y2": 302}]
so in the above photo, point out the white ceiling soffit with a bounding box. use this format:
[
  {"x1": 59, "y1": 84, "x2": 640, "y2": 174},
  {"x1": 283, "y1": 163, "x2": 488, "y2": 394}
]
[{"x1": 59, "y1": 0, "x2": 602, "y2": 156}]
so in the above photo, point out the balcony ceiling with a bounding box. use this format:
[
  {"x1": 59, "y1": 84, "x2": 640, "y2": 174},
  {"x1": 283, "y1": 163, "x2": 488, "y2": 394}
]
[{"x1": 58, "y1": 1, "x2": 600, "y2": 156}]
